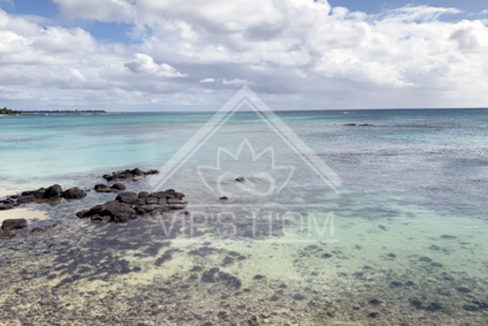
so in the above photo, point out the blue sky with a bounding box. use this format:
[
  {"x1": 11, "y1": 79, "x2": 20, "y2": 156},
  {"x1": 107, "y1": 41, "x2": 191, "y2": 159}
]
[
  {"x1": 329, "y1": 0, "x2": 487, "y2": 15},
  {"x1": 0, "y1": 0, "x2": 487, "y2": 110}
]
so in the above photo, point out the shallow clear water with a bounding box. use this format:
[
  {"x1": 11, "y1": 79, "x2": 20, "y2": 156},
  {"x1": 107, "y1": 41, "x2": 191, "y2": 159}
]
[{"x1": 1, "y1": 109, "x2": 488, "y2": 325}]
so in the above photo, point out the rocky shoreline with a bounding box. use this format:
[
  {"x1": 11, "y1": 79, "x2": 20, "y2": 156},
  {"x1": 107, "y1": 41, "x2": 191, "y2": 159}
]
[
  {"x1": 0, "y1": 168, "x2": 187, "y2": 240},
  {"x1": 76, "y1": 189, "x2": 186, "y2": 223}
]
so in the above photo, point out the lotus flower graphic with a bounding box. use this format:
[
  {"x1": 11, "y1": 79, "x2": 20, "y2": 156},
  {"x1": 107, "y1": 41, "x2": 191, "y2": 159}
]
[{"x1": 197, "y1": 139, "x2": 294, "y2": 198}]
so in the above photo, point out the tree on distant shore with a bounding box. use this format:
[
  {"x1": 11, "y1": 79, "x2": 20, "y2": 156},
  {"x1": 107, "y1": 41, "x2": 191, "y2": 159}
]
[{"x1": 0, "y1": 107, "x2": 20, "y2": 115}]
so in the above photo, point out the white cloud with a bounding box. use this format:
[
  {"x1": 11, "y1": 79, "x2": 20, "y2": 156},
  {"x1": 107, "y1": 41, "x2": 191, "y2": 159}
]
[
  {"x1": 125, "y1": 53, "x2": 187, "y2": 77},
  {"x1": 1, "y1": 1, "x2": 488, "y2": 110},
  {"x1": 222, "y1": 78, "x2": 248, "y2": 86}
]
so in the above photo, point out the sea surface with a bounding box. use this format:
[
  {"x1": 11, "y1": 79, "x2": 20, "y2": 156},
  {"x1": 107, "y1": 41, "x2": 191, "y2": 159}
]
[{"x1": 1, "y1": 109, "x2": 488, "y2": 325}]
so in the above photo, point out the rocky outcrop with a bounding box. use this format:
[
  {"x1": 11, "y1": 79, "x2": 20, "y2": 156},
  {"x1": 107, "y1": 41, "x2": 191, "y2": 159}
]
[
  {"x1": 76, "y1": 189, "x2": 186, "y2": 224},
  {"x1": 0, "y1": 185, "x2": 89, "y2": 210},
  {"x1": 0, "y1": 167, "x2": 158, "y2": 211},
  {"x1": 94, "y1": 183, "x2": 126, "y2": 193},
  {"x1": 103, "y1": 168, "x2": 159, "y2": 182}
]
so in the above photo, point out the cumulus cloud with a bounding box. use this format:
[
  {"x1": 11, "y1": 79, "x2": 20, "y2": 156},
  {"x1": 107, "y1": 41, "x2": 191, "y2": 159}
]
[
  {"x1": 125, "y1": 53, "x2": 187, "y2": 77},
  {"x1": 1, "y1": 1, "x2": 488, "y2": 110}
]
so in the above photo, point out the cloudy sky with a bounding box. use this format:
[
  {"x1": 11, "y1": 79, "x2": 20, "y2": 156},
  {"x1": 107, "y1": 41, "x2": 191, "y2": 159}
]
[{"x1": 0, "y1": 0, "x2": 487, "y2": 111}]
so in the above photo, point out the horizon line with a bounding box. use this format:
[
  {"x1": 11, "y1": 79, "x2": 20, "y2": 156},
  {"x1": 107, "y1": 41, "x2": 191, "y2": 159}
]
[{"x1": 12, "y1": 107, "x2": 488, "y2": 113}]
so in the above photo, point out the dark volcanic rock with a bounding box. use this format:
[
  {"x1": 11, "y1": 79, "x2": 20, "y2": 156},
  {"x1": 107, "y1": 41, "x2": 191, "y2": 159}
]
[
  {"x1": 94, "y1": 183, "x2": 126, "y2": 193},
  {"x1": 62, "y1": 187, "x2": 87, "y2": 200},
  {"x1": 145, "y1": 196, "x2": 159, "y2": 205},
  {"x1": 103, "y1": 168, "x2": 159, "y2": 182},
  {"x1": 96, "y1": 201, "x2": 137, "y2": 223},
  {"x1": 29, "y1": 188, "x2": 46, "y2": 199},
  {"x1": 77, "y1": 188, "x2": 186, "y2": 224},
  {"x1": 44, "y1": 184, "x2": 63, "y2": 199},
  {"x1": 116, "y1": 192, "x2": 139, "y2": 205},
  {"x1": 20, "y1": 188, "x2": 46, "y2": 200},
  {"x1": 2, "y1": 218, "x2": 28, "y2": 232},
  {"x1": 94, "y1": 184, "x2": 111, "y2": 192},
  {"x1": 0, "y1": 203, "x2": 14, "y2": 210},
  {"x1": 17, "y1": 195, "x2": 36, "y2": 204},
  {"x1": 111, "y1": 183, "x2": 126, "y2": 191}
]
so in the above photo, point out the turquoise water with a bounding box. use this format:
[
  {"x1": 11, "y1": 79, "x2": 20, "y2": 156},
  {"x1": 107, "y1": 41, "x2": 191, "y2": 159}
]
[{"x1": 1, "y1": 109, "x2": 488, "y2": 324}]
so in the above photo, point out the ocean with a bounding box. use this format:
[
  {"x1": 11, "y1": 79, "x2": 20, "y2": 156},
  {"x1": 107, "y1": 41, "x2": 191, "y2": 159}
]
[{"x1": 1, "y1": 109, "x2": 488, "y2": 325}]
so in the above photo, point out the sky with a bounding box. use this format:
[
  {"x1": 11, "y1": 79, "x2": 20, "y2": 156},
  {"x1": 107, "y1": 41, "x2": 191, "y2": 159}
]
[{"x1": 0, "y1": 0, "x2": 487, "y2": 111}]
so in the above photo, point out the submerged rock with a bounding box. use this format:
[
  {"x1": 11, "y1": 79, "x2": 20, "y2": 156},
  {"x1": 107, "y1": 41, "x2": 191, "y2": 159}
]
[
  {"x1": 2, "y1": 218, "x2": 28, "y2": 232},
  {"x1": 440, "y1": 234, "x2": 457, "y2": 239},
  {"x1": 419, "y1": 256, "x2": 432, "y2": 263},
  {"x1": 201, "y1": 267, "x2": 242, "y2": 289},
  {"x1": 425, "y1": 302, "x2": 442, "y2": 312},
  {"x1": 292, "y1": 294, "x2": 306, "y2": 301},
  {"x1": 0, "y1": 230, "x2": 16, "y2": 240},
  {"x1": 103, "y1": 168, "x2": 159, "y2": 182},
  {"x1": 31, "y1": 223, "x2": 58, "y2": 235},
  {"x1": 344, "y1": 123, "x2": 375, "y2": 127},
  {"x1": 369, "y1": 299, "x2": 381, "y2": 306},
  {"x1": 389, "y1": 281, "x2": 402, "y2": 288}
]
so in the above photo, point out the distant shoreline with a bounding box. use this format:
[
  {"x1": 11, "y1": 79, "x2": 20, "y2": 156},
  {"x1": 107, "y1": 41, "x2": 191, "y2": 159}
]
[
  {"x1": 20, "y1": 110, "x2": 106, "y2": 114},
  {"x1": 0, "y1": 110, "x2": 106, "y2": 116}
]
